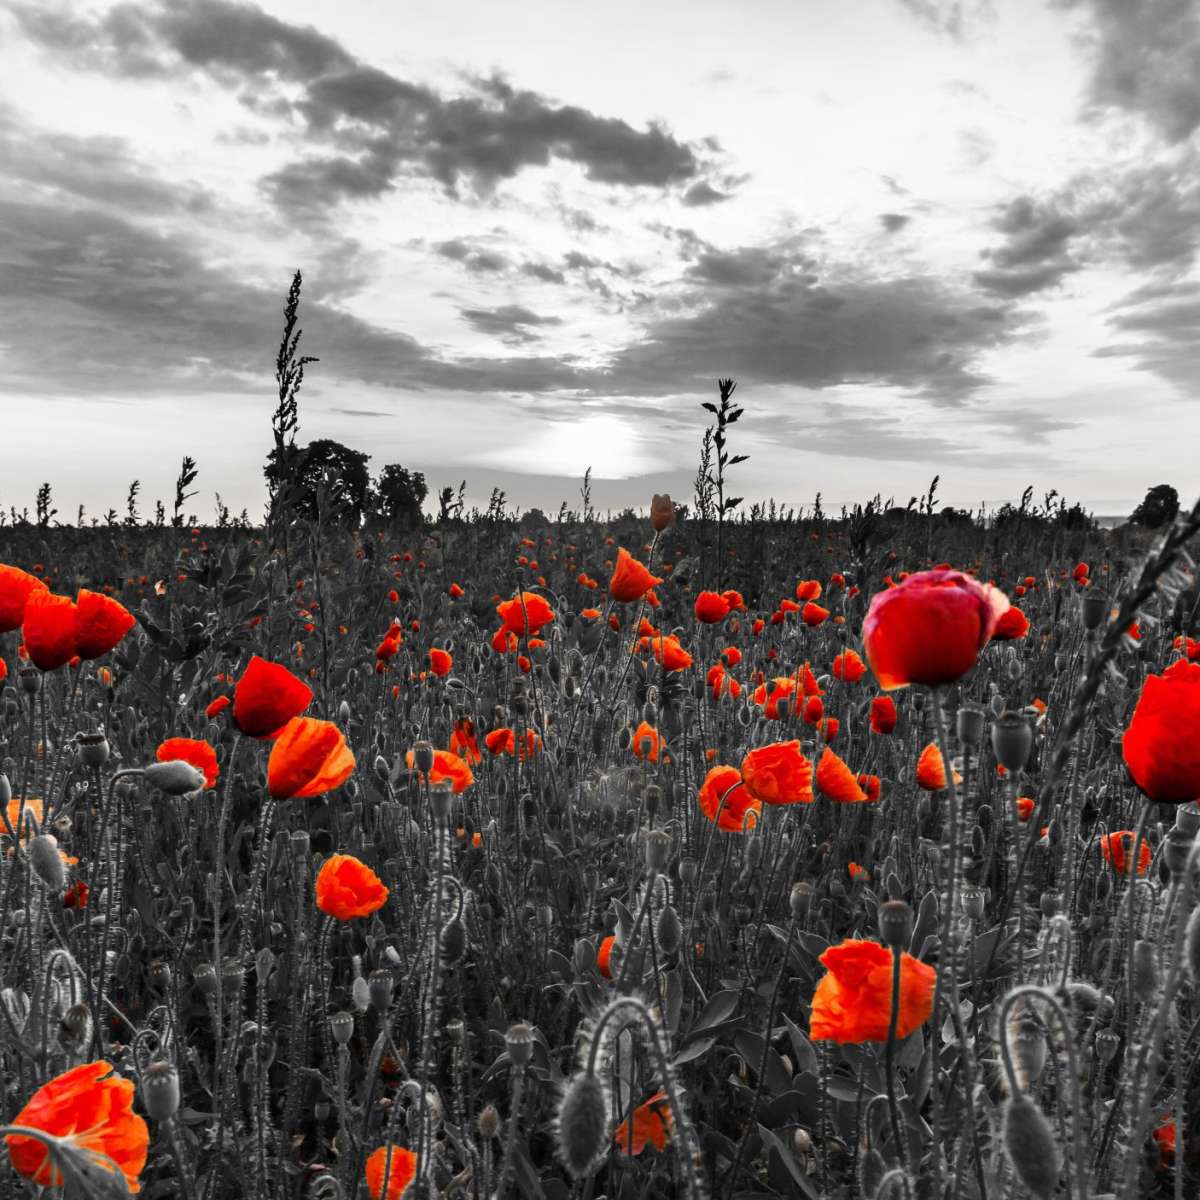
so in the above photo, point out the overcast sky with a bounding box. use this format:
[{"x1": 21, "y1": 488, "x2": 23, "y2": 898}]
[{"x1": 1, "y1": 0, "x2": 1198, "y2": 522}]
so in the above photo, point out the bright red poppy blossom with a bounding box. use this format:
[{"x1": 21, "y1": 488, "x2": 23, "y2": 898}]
[
  {"x1": 405, "y1": 748, "x2": 474, "y2": 792},
  {"x1": 916, "y1": 743, "x2": 957, "y2": 791},
  {"x1": 0, "y1": 564, "x2": 48, "y2": 632},
  {"x1": 697, "y1": 765, "x2": 761, "y2": 832},
  {"x1": 801, "y1": 602, "x2": 830, "y2": 627},
  {"x1": 609, "y1": 548, "x2": 663, "y2": 603},
  {"x1": 795, "y1": 580, "x2": 822, "y2": 602},
  {"x1": 1100, "y1": 831, "x2": 1152, "y2": 876},
  {"x1": 631, "y1": 721, "x2": 665, "y2": 762},
  {"x1": 1016, "y1": 796, "x2": 1035, "y2": 822},
  {"x1": 316, "y1": 853, "x2": 388, "y2": 920},
  {"x1": 870, "y1": 696, "x2": 897, "y2": 735},
  {"x1": 597, "y1": 934, "x2": 617, "y2": 979},
  {"x1": 991, "y1": 605, "x2": 1030, "y2": 641},
  {"x1": 233, "y1": 655, "x2": 313, "y2": 739},
  {"x1": 809, "y1": 939, "x2": 936, "y2": 1044},
  {"x1": 1122, "y1": 660, "x2": 1200, "y2": 804},
  {"x1": 365, "y1": 1145, "x2": 418, "y2": 1199},
  {"x1": 449, "y1": 719, "x2": 481, "y2": 765},
  {"x1": 740, "y1": 741, "x2": 814, "y2": 805},
  {"x1": 496, "y1": 591, "x2": 555, "y2": 637},
  {"x1": 863, "y1": 569, "x2": 1008, "y2": 691},
  {"x1": 428, "y1": 648, "x2": 452, "y2": 677},
  {"x1": 206, "y1": 694, "x2": 231, "y2": 719},
  {"x1": 156, "y1": 738, "x2": 219, "y2": 789},
  {"x1": 639, "y1": 633, "x2": 693, "y2": 671},
  {"x1": 5, "y1": 1061, "x2": 149, "y2": 1192},
  {"x1": 73, "y1": 590, "x2": 135, "y2": 660},
  {"x1": 832, "y1": 650, "x2": 867, "y2": 682},
  {"x1": 816, "y1": 747, "x2": 867, "y2": 802},
  {"x1": 614, "y1": 1093, "x2": 673, "y2": 1156},
  {"x1": 268, "y1": 718, "x2": 356, "y2": 799},
  {"x1": 21, "y1": 591, "x2": 77, "y2": 671},
  {"x1": 694, "y1": 591, "x2": 731, "y2": 624},
  {"x1": 857, "y1": 774, "x2": 882, "y2": 802}
]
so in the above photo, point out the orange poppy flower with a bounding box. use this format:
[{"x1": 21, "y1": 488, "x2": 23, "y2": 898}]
[
  {"x1": 1016, "y1": 796, "x2": 1034, "y2": 822},
  {"x1": 609, "y1": 548, "x2": 663, "y2": 603},
  {"x1": 490, "y1": 627, "x2": 519, "y2": 654},
  {"x1": 1152, "y1": 1118, "x2": 1177, "y2": 1167},
  {"x1": 1122, "y1": 659, "x2": 1200, "y2": 803},
  {"x1": 639, "y1": 633, "x2": 693, "y2": 671},
  {"x1": 809, "y1": 939, "x2": 936, "y2": 1044},
  {"x1": 832, "y1": 650, "x2": 867, "y2": 682},
  {"x1": 870, "y1": 695, "x2": 897, "y2": 735},
  {"x1": 5, "y1": 1061, "x2": 149, "y2": 1192},
  {"x1": 801, "y1": 602, "x2": 829, "y2": 627},
  {"x1": 803, "y1": 695, "x2": 824, "y2": 725},
  {"x1": 706, "y1": 662, "x2": 741, "y2": 700},
  {"x1": 233, "y1": 655, "x2": 313, "y2": 739},
  {"x1": 0, "y1": 564, "x2": 48, "y2": 632},
  {"x1": 156, "y1": 738, "x2": 219, "y2": 790},
  {"x1": 22, "y1": 591, "x2": 77, "y2": 671},
  {"x1": 816, "y1": 747, "x2": 867, "y2": 802},
  {"x1": 631, "y1": 721, "x2": 665, "y2": 762},
  {"x1": 73, "y1": 590, "x2": 135, "y2": 660},
  {"x1": 597, "y1": 934, "x2": 617, "y2": 979},
  {"x1": 484, "y1": 727, "x2": 516, "y2": 756},
  {"x1": 722, "y1": 589, "x2": 745, "y2": 611},
  {"x1": 697, "y1": 765, "x2": 761, "y2": 832},
  {"x1": 405, "y1": 748, "x2": 474, "y2": 792},
  {"x1": 857, "y1": 774, "x2": 882, "y2": 801},
  {"x1": 268, "y1": 718, "x2": 356, "y2": 799},
  {"x1": 1099, "y1": 831, "x2": 1152, "y2": 876},
  {"x1": 863, "y1": 569, "x2": 1008, "y2": 691},
  {"x1": 991, "y1": 605, "x2": 1029, "y2": 641},
  {"x1": 740, "y1": 741, "x2": 814, "y2": 805},
  {"x1": 916, "y1": 743, "x2": 955, "y2": 791},
  {"x1": 428, "y1": 648, "x2": 452, "y2": 677},
  {"x1": 496, "y1": 591, "x2": 555, "y2": 637},
  {"x1": 721, "y1": 645, "x2": 742, "y2": 667},
  {"x1": 615, "y1": 1093, "x2": 673, "y2": 1155},
  {"x1": 449, "y1": 719, "x2": 481, "y2": 765},
  {"x1": 848, "y1": 861, "x2": 869, "y2": 881},
  {"x1": 449, "y1": 583, "x2": 464, "y2": 598},
  {"x1": 694, "y1": 591, "x2": 731, "y2": 624},
  {"x1": 365, "y1": 1145, "x2": 417, "y2": 1199},
  {"x1": 316, "y1": 853, "x2": 389, "y2": 920}
]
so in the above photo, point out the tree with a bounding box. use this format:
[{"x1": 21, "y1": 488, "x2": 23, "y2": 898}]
[
  {"x1": 1131, "y1": 484, "x2": 1179, "y2": 529},
  {"x1": 374, "y1": 463, "x2": 428, "y2": 530},
  {"x1": 265, "y1": 439, "x2": 372, "y2": 524}
]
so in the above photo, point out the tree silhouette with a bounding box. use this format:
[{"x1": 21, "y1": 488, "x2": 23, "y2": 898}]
[
  {"x1": 264, "y1": 439, "x2": 371, "y2": 524},
  {"x1": 375, "y1": 464, "x2": 428, "y2": 530},
  {"x1": 1130, "y1": 484, "x2": 1179, "y2": 529}
]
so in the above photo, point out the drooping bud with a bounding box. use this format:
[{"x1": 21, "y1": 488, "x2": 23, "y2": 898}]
[
  {"x1": 1006, "y1": 1013, "x2": 1046, "y2": 1089},
  {"x1": 440, "y1": 918, "x2": 467, "y2": 966},
  {"x1": 145, "y1": 759, "x2": 206, "y2": 795},
  {"x1": 57, "y1": 1003, "x2": 93, "y2": 1053},
  {"x1": 556, "y1": 1072, "x2": 610, "y2": 1179},
  {"x1": 1002, "y1": 1094, "x2": 1061, "y2": 1199},
  {"x1": 28, "y1": 834, "x2": 66, "y2": 891}
]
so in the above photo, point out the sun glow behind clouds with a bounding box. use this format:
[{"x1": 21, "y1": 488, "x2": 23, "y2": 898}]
[{"x1": 467, "y1": 412, "x2": 669, "y2": 479}]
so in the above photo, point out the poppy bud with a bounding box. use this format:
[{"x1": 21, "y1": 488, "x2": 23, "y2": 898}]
[
  {"x1": 1002, "y1": 1094, "x2": 1061, "y2": 1199},
  {"x1": 956, "y1": 704, "x2": 986, "y2": 747},
  {"x1": 352, "y1": 975, "x2": 371, "y2": 1012},
  {"x1": 330, "y1": 1011, "x2": 355, "y2": 1046},
  {"x1": 142, "y1": 1061, "x2": 181, "y2": 1120},
  {"x1": 1007, "y1": 1014, "x2": 1046, "y2": 1088},
  {"x1": 506, "y1": 1023, "x2": 535, "y2": 1069},
  {"x1": 339, "y1": 700, "x2": 352, "y2": 725},
  {"x1": 789, "y1": 882, "x2": 813, "y2": 921},
  {"x1": 57, "y1": 1003, "x2": 93, "y2": 1053},
  {"x1": 77, "y1": 732, "x2": 110, "y2": 767},
  {"x1": 989, "y1": 693, "x2": 1005, "y2": 717},
  {"x1": 556, "y1": 1071, "x2": 610, "y2": 1179},
  {"x1": 374, "y1": 755, "x2": 390, "y2": 781},
  {"x1": 149, "y1": 960, "x2": 171, "y2": 991},
  {"x1": 656, "y1": 904, "x2": 682, "y2": 955},
  {"x1": 28, "y1": 834, "x2": 65, "y2": 891},
  {"x1": 991, "y1": 711, "x2": 1033, "y2": 771},
  {"x1": 412, "y1": 741, "x2": 435, "y2": 773},
  {"x1": 1080, "y1": 588, "x2": 1107, "y2": 630},
  {"x1": 440, "y1": 918, "x2": 467, "y2": 965},
  {"x1": 479, "y1": 1104, "x2": 500, "y2": 1139},
  {"x1": 650, "y1": 493, "x2": 675, "y2": 532},
  {"x1": 878, "y1": 899, "x2": 913, "y2": 948},
  {"x1": 1132, "y1": 940, "x2": 1159, "y2": 1003},
  {"x1": 1039, "y1": 892, "x2": 1062, "y2": 918},
  {"x1": 145, "y1": 759, "x2": 206, "y2": 795}
]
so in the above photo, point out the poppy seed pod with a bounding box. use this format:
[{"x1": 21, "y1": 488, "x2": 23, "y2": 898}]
[
  {"x1": 1002, "y1": 1093, "x2": 1061, "y2": 1199},
  {"x1": 0, "y1": 774, "x2": 9, "y2": 808},
  {"x1": 1094, "y1": 1028, "x2": 1119, "y2": 1065},
  {"x1": 18, "y1": 667, "x2": 40, "y2": 694},
  {"x1": 369, "y1": 969, "x2": 394, "y2": 1011},
  {"x1": 194, "y1": 962, "x2": 218, "y2": 997},
  {"x1": 956, "y1": 704, "x2": 986, "y2": 747},
  {"x1": 77, "y1": 732, "x2": 110, "y2": 767},
  {"x1": 679, "y1": 858, "x2": 699, "y2": 886},
  {"x1": 1162, "y1": 827, "x2": 1195, "y2": 879},
  {"x1": 428, "y1": 780, "x2": 453, "y2": 823},
  {"x1": 506, "y1": 1023, "x2": 535, "y2": 1069},
  {"x1": 991, "y1": 711, "x2": 1033, "y2": 771},
  {"x1": 330, "y1": 1011, "x2": 355, "y2": 1046},
  {"x1": 141, "y1": 1061, "x2": 181, "y2": 1121},
  {"x1": 1175, "y1": 803, "x2": 1200, "y2": 837},
  {"x1": 145, "y1": 759, "x2": 206, "y2": 795},
  {"x1": 878, "y1": 899, "x2": 914, "y2": 948},
  {"x1": 644, "y1": 830, "x2": 671, "y2": 872},
  {"x1": 28, "y1": 834, "x2": 65, "y2": 890},
  {"x1": 961, "y1": 887, "x2": 985, "y2": 921},
  {"x1": 1080, "y1": 588, "x2": 1108, "y2": 631},
  {"x1": 556, "y1": 1071, "x2": 610, "y2": 1179},
  {"x1": 411, "y1": 741, "x2": 435, "y2": 774}
]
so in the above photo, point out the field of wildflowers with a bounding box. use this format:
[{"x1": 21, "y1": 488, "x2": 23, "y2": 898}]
[{"x1": 1, "y1": 298, "x2": 1198, "y2": 1200}]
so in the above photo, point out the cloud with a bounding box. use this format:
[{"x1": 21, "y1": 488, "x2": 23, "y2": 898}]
[
  {"x1": 13, "y1": 0, "x2": 713, "y2": 211},
  {"x1": 879, "y1": 213, "x2": 911, "y2": 233},
  {"x1": 459, "y1": 304, "x2": 562, "y2": 344},
  {"x1": 1098, "y1": 280, "x2": 1200, "y2": 391},
  {"x1": 434, "y1": 239, "x2": 510, "y2": 274},
  {"x1": 1064, "y1": 0, "x2": 1200, "y2": 142},
  {"x1": 895, "y1": 0, "x2": 994, "y2": 39},
  {"x1": 972, "y1": 195, "x2": 1080, "y2": 297},
  {"x1": 681, "y1": 181, "x2": 732, "y2": 206}
]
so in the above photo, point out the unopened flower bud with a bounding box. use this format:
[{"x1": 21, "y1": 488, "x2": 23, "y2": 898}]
[
  {"x1": 440, "y1": 918, "x2": 466, "y2": 966},
  {"x1": 28, "y1": 834, "x2": 66, "y2": 891},
  {"x1": 650, "y1": 493, "x2": 674, "y2": 532},
  {"x1": 656, "y1": 904, "x2": 682, "y2": 955},
  {"x1": 1002, "y1": 1094, "x2": 1061, "y2": 1199},
  {"x1": 789, "y1": 882, "x2": 813, "y2": 921},
  {"x1": 145, "y1": 760, "x2": 206, "y2": 795},
  {"x1": 479, "y1": 1103, "x2": 501, "y2": 1139},
  {"x1": 556, "y1": 1071, "x2": 609, "y2": 1179},
  {"x1": 1132, "y1": 940, "x2": 1159, "y2": 1003},
  {"x1": 58, "y1": 1003, "x2": 93, "y2": 1053}
]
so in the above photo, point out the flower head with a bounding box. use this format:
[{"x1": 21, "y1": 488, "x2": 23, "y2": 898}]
[
  {"x1": 268, "y1": 717, "x2": 356, "y2": 799},
  {"x1": 316, "y1": 854, "x2": 389, "y2": 920},
  {"x1": 614, "y1": 1093, "x2": 673, "y2": 1156},
  {"x1": 698, "y1": 765, "x2": 761, "y2": 832},
  {"x1": 156, "y1": 738, "x2": 219, "y2": 790},
  {"x1": 233, "y1": 655, "x2": 313, "y2": 739},
  {"x1": 365, "y1": 1144, "x2": 417, "y2": 1199},
  {"x1": 1122, "y1": 660, "x2": 1200, "y2": 803},
  {"x1": 740, "y1": 741, "x2": 814, "y2": 805},
  {"x1": 0, "y1": 564, "x2": 48, "y2": 633},
  {"x1": 609, "y1": 548, "x2": 663, "y2": 603}
]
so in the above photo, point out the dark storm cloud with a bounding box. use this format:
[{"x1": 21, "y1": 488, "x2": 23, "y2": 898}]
[
  {"x1": 972, "y1": 195, "x2": 1080, "y2": 298},
  {"x1": 13, "y1": 0, "x2": 712, "y2": 209},
  {"x1": 1062, "y1": 0, "x2": 1200, "y2": 142},
  {"x1": 459, "y1": 304, "x2": 563, "y2": 344},
  {"x1": 434, "y1": 239, "x2": 511, "y2": 274},
  {"x1": 521, "y1": 262, "x2": 567, "y2": 285},
  {"x1": 1097, "y1": 280, "x2": 1200, "y2": 391},
  {"x1": 879, "y1": 213, "x2": 911, "y2": 233},
  {"x1": 0, "y1": 200, "x2": 582, "y2": 395},
  {"x1": 681, "y1": 181, "x2": 731, "y2": 206}
]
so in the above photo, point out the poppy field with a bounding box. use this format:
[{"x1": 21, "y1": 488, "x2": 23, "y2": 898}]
[{"x1": 1, "y1": 453, "x2": 1200, "y2": 1200}]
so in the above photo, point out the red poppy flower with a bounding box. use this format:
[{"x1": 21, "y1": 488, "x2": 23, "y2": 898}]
[
  {"x1": 1122, "y1": 660, "x2": 1200, "y2": 803},
  {"x1": 857, "y1": 774, "x2": 882, "y2": 802},
  {"x1": 722, "y1": 589, "x2": 745, "y2": 611},
  {"x1": 428, "y1": 648, "x2": 452, "y2": 677},
  {"x1": 694, "y1": 591, "x2": 731, "y2": 624},
  {"x1": 870, "y1": 696, "x2": 897, "y2": 735},
  {"x1": 485, "y1": 727, "x2": 516, "y2": 756},
  {"x1": 5, "y1": 1061, "x2": 149, "y2": 1192},
  {"x1": 405, "y1": 747, "x2": 474, "y2": 792},
  {"x1": 233, "y1": 655, "x2": 313, "y2": 738},
  {"x1": 365, "y1": 1145, "x2": 418, "y2": 1199},
  {"x1": 73, "y1": 590, "x2": 135, "y2": 660},
  {"x1": 0, "y1": 564, "x2": 48, "y2": 632},
  {"x1": 206, "y1": 694, "x2": 231, "y2": 719},
  {"x1": 801, "y1": 602, "x2": 829, "y2": 627},
  {"x1": 816, "y1": 747, "x2": 867, "y2": 802},
  {"x1": 697, "y1": 765, "x2": 761, "y2": 832},
  {"x1": 156, "y1": 738, "x2": 219, "y2": 790},
  {"x1": 631, "y1": 721, "x2": 665, "y2": 762},
  {"x1": 795, "y1": 580, "x2": 822, "y2": 602},
  {"x1": 609, "y1": 548, "x2": 663, "y2": 603},
  {"x1": 1099, "y1": 831, "x2": 1152, "y2": 876},
  {"x1": 268, "y1": 718, "x2": 356, "y2": 799},
  {"x1": 832, "y1": 650, "x2": 867, "y2": 682},
  {"x1": 449, "y1": 583, "x2": 464, "y2": 598},
  {"x1": 721, "y1": 645, "x2": 742, "y2": 667},
  {"x1": 22, "y1": 591, "x2": 77, "y2": 671},
  {"x1": 809, "y1": 939, "x2": 936, "y2": 1044},
  {"x1": 1016, "y1": 796, "x2": 1034, "y2": 822},
  {"x1": 639, "y1": 633, "x2": 693, "y2": 671},
  {"x1": 991, "y1": 606, "x2": 1029, "y2": 641},
  {"x1": 740, "y1": 741, "x2": 814, "y2": 805},
  {"x1": 597, "y1": 934, "x2": 616, "y2": 979},
  {"x1": 916, "y1": 743, "x2": 951, "y2": 791},
  {"x1": 63, "y1": 880, "x2": 89, "y2": 908},
  {"x1": 615, "y1": 1093, "x2": 673, "y2": 1156},
  {"x1": 449, "y1": 719, "x2": 481, "y2": 765},
  {"x1": 1073, "y1": 562, "x2": 1089, "y2": 581},
  {"x1": 803, "y1": 695, "x2": 824, "y2": 725},
  {"x1": 863, "y1": 569, "x2": 1008, "y2": 691},
  {"x1": 315, "y1": 853, "x2": 389, "y2": 920},
  {"x1": 496, "y1": 591, "x2": 555, "y2": 637},
  {"x1": 706, "y1": 662, "x2": 741, "y2": 700},
  {"x1": 1152, "y1": 1119, "x2": 1177, "y2": 1167}
]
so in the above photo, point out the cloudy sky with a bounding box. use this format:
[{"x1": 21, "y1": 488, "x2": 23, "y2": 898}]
[{"x1": 1, "y1": 0, "x2": 1198, "y2": 522}]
